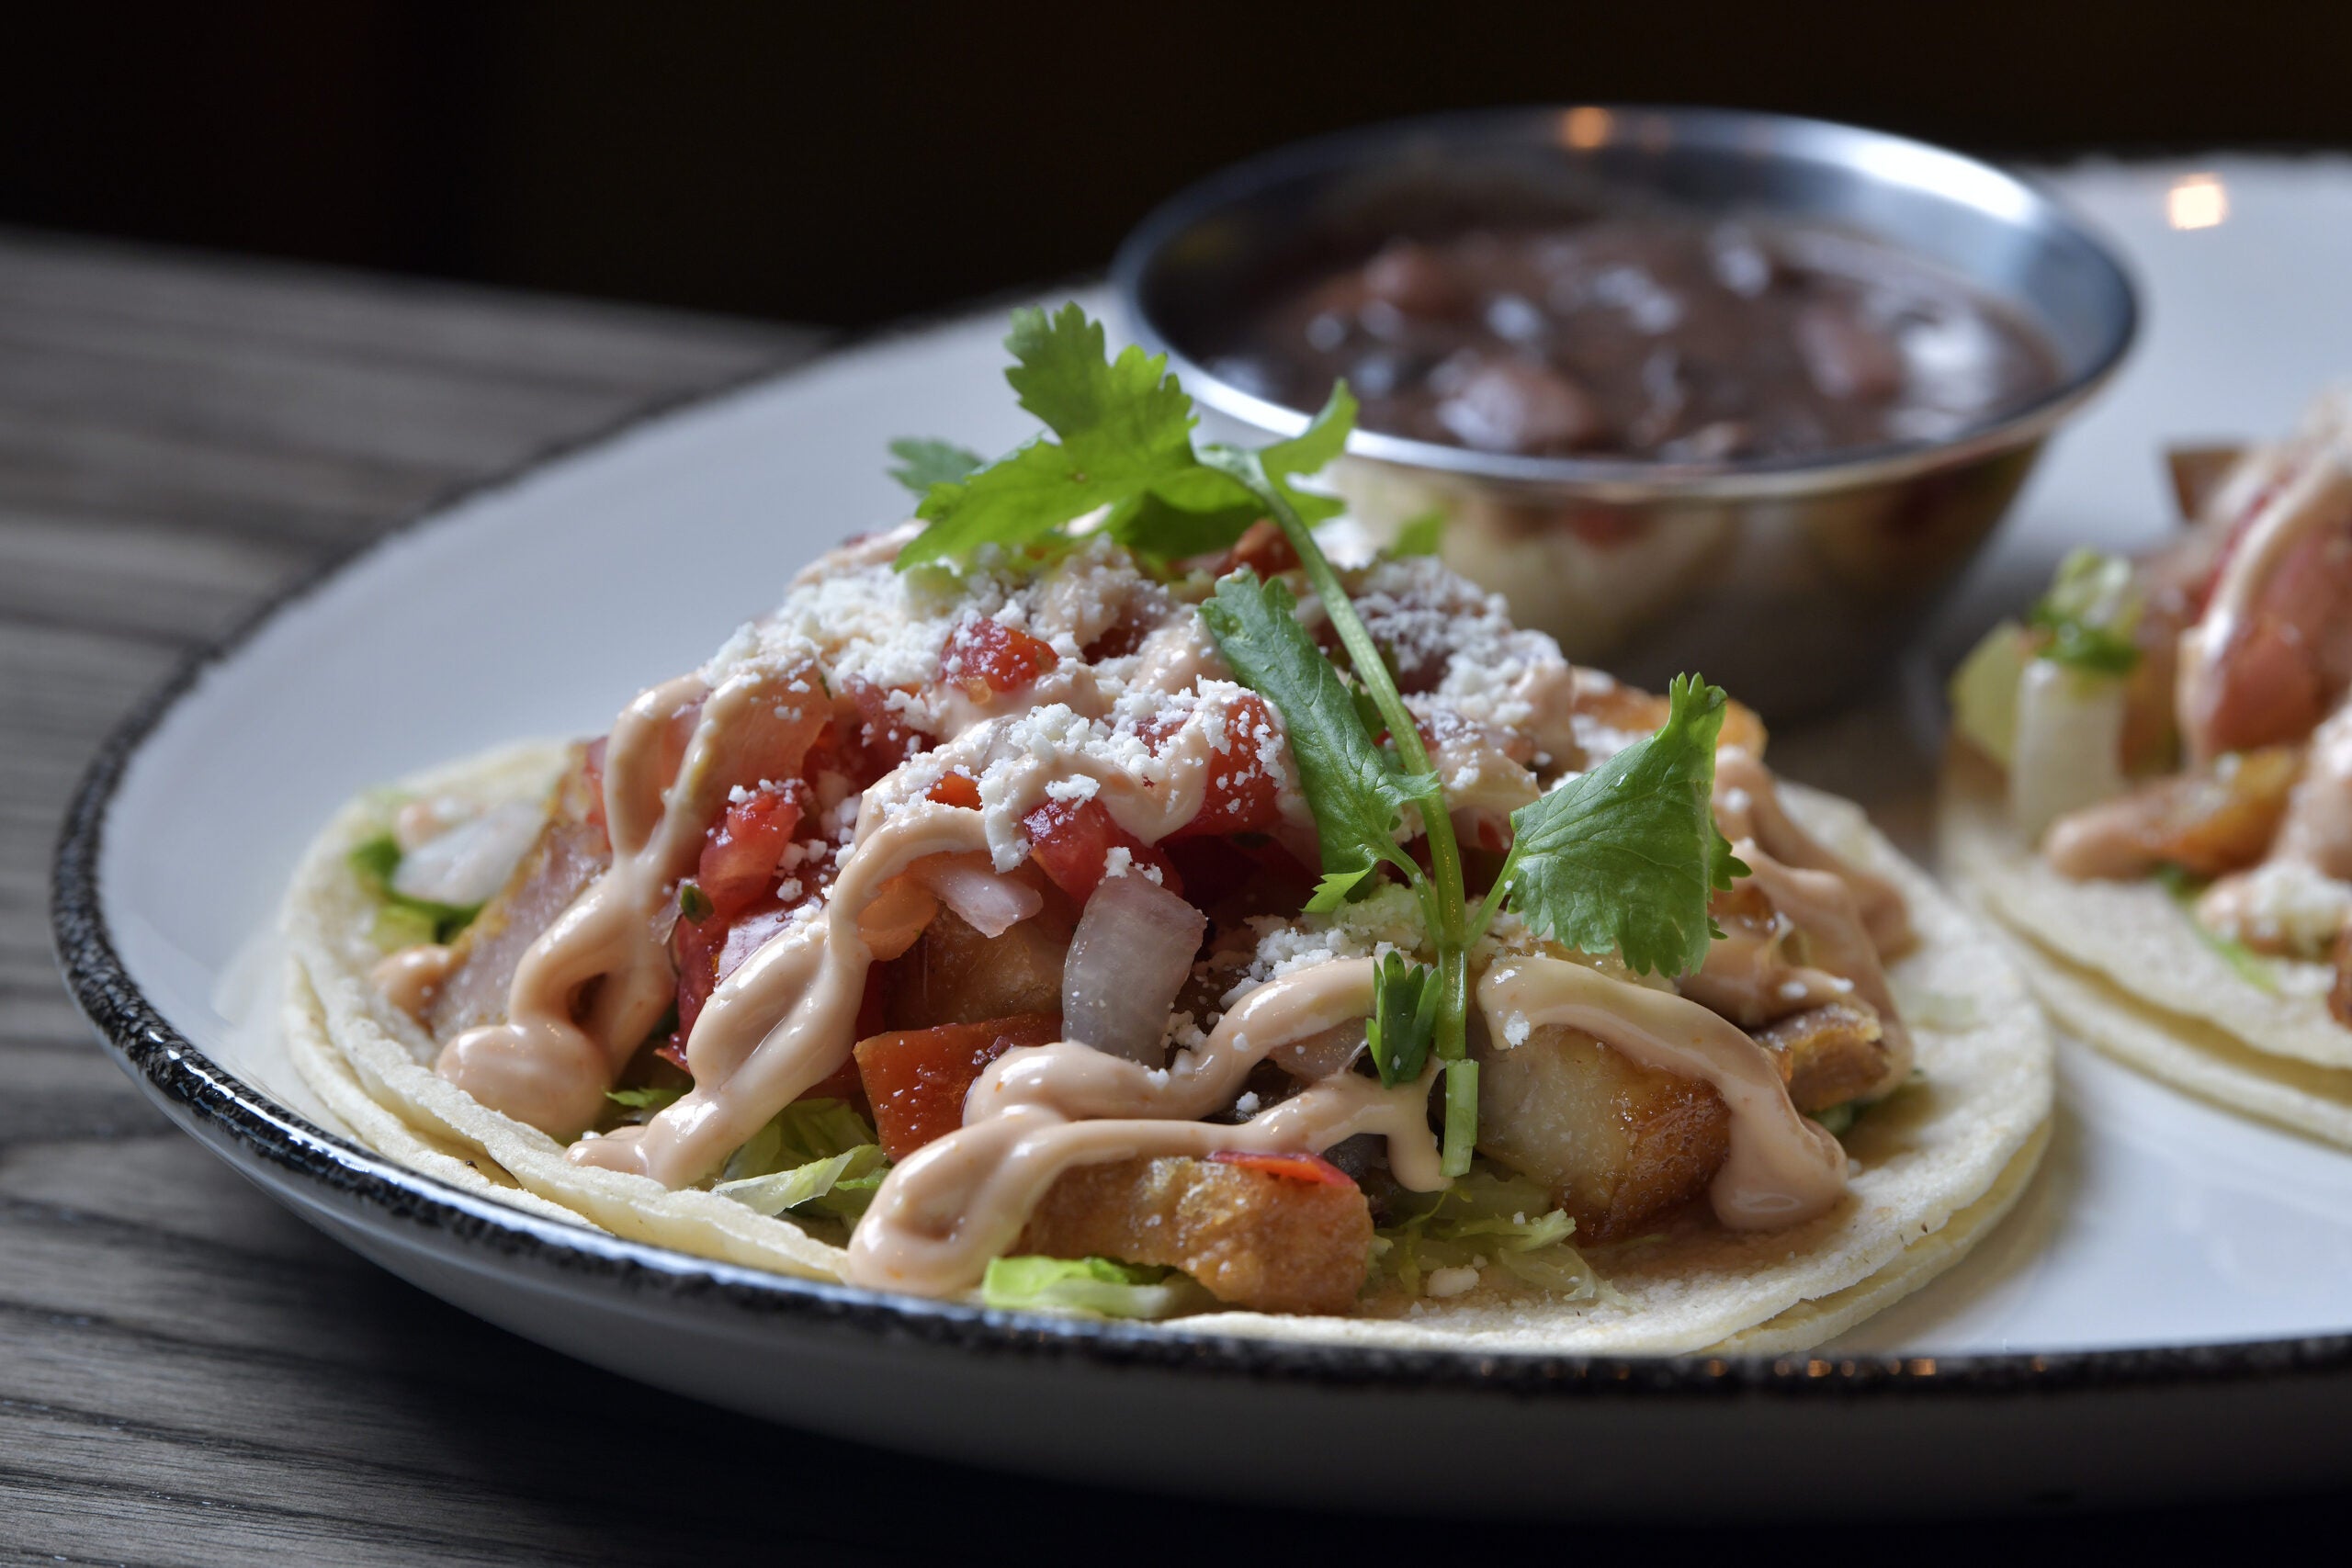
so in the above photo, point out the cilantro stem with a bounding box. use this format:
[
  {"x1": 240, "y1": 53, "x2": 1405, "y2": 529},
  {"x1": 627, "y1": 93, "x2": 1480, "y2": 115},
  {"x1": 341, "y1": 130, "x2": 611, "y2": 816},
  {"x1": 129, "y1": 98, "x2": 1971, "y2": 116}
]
[{"x1": 1204, "y1": 446, "x2": 1479, "y2": 1178}]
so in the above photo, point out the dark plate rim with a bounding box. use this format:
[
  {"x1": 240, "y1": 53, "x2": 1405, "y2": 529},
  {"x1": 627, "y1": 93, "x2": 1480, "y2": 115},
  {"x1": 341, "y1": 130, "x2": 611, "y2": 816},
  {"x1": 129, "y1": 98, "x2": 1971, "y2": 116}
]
[{"x1": 48, "y1": 292, "x2": 2352, "y2": 1404}]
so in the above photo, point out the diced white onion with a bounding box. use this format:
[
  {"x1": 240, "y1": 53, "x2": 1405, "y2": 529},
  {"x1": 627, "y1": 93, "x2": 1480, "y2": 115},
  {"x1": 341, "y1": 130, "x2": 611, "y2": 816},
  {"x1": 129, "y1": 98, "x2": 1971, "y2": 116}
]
[
  {"x1": 2011, "y1": 660, "x2": 2128, "y2": 842},
  {"x1": 912, "y1": 852, "x2": 1042, "y2": 939},
  {"x1": 1061, "y1": 872, "x2": 1205, "y2": 1065},
  {"x1": 390, "y1": 800, "x2": 543, "y2": 907}
]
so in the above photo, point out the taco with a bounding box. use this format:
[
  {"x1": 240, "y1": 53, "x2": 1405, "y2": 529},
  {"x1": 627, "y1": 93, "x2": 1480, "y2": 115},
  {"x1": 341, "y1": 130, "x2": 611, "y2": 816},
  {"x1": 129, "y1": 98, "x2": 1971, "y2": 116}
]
[
  {"x1": 1943, "y1": 387, "x2": 2352, "y2": 1146},
  {"x1": 285, "y1": 306, "x2": 2051, "y2": 1353}
]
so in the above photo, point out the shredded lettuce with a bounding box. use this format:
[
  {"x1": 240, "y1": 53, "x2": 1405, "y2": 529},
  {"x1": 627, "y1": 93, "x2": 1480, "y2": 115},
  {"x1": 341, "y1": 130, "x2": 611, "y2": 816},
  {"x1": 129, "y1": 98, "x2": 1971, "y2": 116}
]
[
  {"x1": 605, "y1": 1083, "x2": 685, "y2": 1125},
  {"x1": 711, "y1": 1097, "x2": 891, "y2": 1221},
  {"x1": 722, "y1": 1097, "x2": 876, "y2": 1179},
  {"x1": 979, "y1": 1255, "x2": 1213, "y2": 1319},
  {"x1": 1373, "y1": 1167, "x2": 1616, "y2": 1303},
  {"x1": 716, "y1": 1144, "x2": 889, "y2": 1221},
  {"x1": 348, "y1": 831, "x2": 484, "y2": 946}
]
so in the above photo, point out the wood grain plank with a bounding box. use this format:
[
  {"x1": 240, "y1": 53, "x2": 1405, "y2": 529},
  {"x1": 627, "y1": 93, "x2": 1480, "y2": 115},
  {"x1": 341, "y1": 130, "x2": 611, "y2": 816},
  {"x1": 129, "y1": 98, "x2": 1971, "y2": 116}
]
[
  {"x1": 0, "y1": 227, "x2": 814, "y2": 392},
  {"x1": 0, "y1": 231, "x2": 843, "y2": 1563}
]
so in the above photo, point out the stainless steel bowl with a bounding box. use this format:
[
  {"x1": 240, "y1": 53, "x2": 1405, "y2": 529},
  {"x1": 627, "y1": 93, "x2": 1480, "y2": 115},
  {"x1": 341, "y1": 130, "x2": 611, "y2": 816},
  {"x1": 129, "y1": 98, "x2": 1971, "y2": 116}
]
[{"x1": 1113, "y1": 106, "x2": 2137, "y2": 716}]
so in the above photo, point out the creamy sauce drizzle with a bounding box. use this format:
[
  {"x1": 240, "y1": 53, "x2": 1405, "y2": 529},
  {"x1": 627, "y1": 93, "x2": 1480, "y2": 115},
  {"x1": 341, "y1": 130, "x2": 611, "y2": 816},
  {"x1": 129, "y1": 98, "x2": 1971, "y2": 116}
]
[
  {"x1": 372, "y1": 943, "x2": 455, "y2": 1019},
  {"x1": 1477, "y1": 957, "x2": 1849, "y2": 1228},
  {"x1": 432, "y1": 671, "x2": 714, "y2": 1137},
  {"x1": 844, "y1": 957, "x2": 1444, "y2": 1294},
  {"x1": 1714, "y1": 748, "x2": 1913, "y2": 956},
  {"x1": 404, "y1": 541, "x2": 1905, "y2": 1293}
]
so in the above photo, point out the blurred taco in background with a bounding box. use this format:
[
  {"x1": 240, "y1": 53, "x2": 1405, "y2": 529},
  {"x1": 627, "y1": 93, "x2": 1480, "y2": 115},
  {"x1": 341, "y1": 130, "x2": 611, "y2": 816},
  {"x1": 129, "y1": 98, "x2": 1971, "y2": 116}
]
[{"x1": 1944, "y1": 387, "x2": 2352, "y2": 1145}]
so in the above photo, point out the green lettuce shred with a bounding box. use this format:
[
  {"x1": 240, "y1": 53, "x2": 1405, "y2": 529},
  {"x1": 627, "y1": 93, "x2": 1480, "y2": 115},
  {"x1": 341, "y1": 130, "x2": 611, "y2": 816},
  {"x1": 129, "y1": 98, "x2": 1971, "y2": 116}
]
[
  {"x1": 722, "y1": 1097, "x2": 877, "y2": 1179},
  {"x1": 347, "y1": 830, "x2": 484, "y2": 946},
  {"x1": 1373, "y1": 1167, "x2": 1618, "y2": 1303},
  {"x1": 716, "y1": 1144, "x2": 889, "y2": 1222},
  {"x1": 713, "y1": 1097, "x2": 891, "y2": 1222},
  {"x1": 979, "y1": 1255, "x2": 1213, "y2": 1319}
]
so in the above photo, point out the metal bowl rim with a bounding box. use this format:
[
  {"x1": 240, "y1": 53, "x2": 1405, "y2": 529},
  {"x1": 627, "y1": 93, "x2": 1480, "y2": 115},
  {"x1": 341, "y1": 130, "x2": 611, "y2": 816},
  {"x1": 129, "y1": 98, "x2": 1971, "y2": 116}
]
[{"x1": 1111, "y1": 103, "x2": 2139, "y2": 497}]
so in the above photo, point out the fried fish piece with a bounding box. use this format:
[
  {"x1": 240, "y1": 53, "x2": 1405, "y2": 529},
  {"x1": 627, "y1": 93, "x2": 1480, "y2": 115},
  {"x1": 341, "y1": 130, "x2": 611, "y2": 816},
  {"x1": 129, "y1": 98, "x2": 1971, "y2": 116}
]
[
  {"x1": 1474, "y1": 1023, "x2": 1731, "y2": 1244},
  {"x1": 1753, "y1": 1000, "x2": 1891, "y2": 1112},
  {"x1": 1015, "y1": 1154, "x2": 1373, "y2": 1315}
]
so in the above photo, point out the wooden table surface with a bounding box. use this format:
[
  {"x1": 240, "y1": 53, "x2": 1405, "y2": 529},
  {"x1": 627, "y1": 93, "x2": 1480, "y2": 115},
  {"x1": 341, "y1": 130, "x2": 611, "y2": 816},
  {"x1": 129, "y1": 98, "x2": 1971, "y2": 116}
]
[{"x1": 2, "y1": 226, "x2": 2337, "y2": 1565}]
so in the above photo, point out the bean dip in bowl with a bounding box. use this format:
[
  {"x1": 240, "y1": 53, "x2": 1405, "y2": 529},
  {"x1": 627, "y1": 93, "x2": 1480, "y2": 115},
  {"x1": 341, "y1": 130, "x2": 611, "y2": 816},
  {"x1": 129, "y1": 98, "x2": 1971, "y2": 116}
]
[{"x1": 1114, "y1": 107, "x2": 2136, "y2": 716}]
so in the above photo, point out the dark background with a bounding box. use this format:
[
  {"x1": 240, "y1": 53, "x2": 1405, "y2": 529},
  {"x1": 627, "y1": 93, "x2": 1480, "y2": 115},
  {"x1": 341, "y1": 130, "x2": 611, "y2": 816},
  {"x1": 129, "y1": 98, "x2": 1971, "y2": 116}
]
[{"x1": 6, "y1": 0, "x2": 2352, "y2": 330}]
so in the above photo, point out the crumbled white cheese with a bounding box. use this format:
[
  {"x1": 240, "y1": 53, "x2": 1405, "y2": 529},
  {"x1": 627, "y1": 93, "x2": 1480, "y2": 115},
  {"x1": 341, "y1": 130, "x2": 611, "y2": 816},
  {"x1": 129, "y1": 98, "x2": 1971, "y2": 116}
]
[
  {"x1": 1424, "y1": 1265, "x2": 1481, "y2": 1299},
  {"x1": 2199, "y1": 860, "x2": 2352, "y2": 960}
]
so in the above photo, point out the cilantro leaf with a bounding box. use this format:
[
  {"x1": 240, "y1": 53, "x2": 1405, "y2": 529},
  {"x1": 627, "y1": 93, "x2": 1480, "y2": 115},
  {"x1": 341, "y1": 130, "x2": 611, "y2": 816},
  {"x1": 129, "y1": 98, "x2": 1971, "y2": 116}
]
[
  {"x1": 1240, "y1": 382, "x2": 1355, "y2": 528},
  {"x1": 1198, "y1": 570, "x2": 1433, "y2": 894},
  {"x1": 1367, "y1": 951, "x2": 1441, "y2": 1086},
  {"x1": 898, "y1": 305, "x2": 1207, "y2": 570},
  {"x1": 1304, "y1": 866, "x2": 1375, "y2": 914},
  {"x1": 1500, "y1": 673, "x2": 1747, "y2": 976},
  {"x1": 887, "y1": 438, "x2": 986, "y2": 496}
]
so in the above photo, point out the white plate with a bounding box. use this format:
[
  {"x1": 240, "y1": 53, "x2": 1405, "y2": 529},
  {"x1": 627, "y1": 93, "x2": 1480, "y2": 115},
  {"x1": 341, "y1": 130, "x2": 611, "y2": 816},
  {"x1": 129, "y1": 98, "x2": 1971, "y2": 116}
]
[{"x1": 55, "y1": 158, "x2": 2352, "y2": 1515}]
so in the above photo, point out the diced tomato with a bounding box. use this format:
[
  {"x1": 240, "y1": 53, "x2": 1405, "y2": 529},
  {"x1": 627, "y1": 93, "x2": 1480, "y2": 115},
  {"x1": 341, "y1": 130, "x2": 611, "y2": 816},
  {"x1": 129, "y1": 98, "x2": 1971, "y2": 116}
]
[
  {"x1": 1081, "y1": 612, "x2": 1151, "y2": 662},
  {"x1": 697, "y1": 782, "x2": 807, "y2": 923},
  {"x1": 1160, "y1": 694, "x2": 1283, "y2": 840},
  {"x1": 1209, "y1": 1149, "x2": 1355, "y2": 1188},
  {"x1": 1215, "y1": 518, "x2": 1295, "y2": 577},
  {"x1": 943, "y1": 616, "x2": 1058, "y2": 701},
  {"x1": 854, "y1": 1012, "x2": 1063, "y2": 1159},
  {"x1": 841, "y1": 678, "x2": 928, "y2": 782},
  {"x1": 669, "y1": 903, "x2": 728, "y2": 1057},
  {"x1": 927, "y1": 772, "x2": 981, "y2": 809},
  {"x1": 1022, "y1": 797, "x2": 1180, "y2": 906}
]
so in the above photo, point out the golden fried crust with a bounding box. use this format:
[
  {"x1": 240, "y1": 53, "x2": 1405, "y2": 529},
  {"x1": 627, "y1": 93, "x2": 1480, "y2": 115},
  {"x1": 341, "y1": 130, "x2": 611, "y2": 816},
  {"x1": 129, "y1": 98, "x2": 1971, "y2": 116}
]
[
  {"x1": 1015, "y1": 1155, "x2": 1373, "y2": 1315},
  {"x1": 1475, "y1": 1024, "x2": 1731, "y2": 1244},
  {"x1": 1754, "y1": 1001, "x2": 1891, "y2": 1112}
]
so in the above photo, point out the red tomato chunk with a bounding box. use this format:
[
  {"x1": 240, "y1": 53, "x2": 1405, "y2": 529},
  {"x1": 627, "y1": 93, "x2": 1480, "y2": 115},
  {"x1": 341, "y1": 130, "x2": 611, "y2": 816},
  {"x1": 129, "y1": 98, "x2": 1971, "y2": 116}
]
[
  {"x1": 855, "y1": 1012, "x2": 1064, "y2": 1159},
  {"x1": 698, "y1": 782, "x2": 807, "y2": 923},
  {"x1": 1160, "y1": 694, "x2": 1283, "y2": 840},
  {"x1": 1022, "y1": 797, "x2": 1180, "y2": 906},
  {"x1": 944, "y1": 617, "x2": 1058, "y2": 700}
]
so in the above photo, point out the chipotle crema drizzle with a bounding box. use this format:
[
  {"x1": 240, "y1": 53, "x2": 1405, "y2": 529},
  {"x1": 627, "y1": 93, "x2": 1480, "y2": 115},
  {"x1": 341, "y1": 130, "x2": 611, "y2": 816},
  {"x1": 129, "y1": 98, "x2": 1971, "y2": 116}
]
[{"x1": 393, "y1": 530, "x2": 1908, "y2": 1301}]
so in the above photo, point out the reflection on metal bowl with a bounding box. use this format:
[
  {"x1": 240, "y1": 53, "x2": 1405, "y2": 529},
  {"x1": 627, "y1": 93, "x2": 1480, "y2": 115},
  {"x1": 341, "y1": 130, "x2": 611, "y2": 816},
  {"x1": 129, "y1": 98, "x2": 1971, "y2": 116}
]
[
  {"x1": 1326, "y1": 442, "x2": 2041, "y2": 716},
  {"x1": 1116, "y1": 107, "x2": 2136, "y2": 716}
]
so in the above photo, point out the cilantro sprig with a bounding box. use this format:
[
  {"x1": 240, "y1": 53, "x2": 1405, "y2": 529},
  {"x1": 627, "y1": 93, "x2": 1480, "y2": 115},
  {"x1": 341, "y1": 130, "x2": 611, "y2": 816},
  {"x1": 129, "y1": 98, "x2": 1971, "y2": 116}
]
[{"x1": 890, "y1": 305, "x2": 1742, "y2": 1182}]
